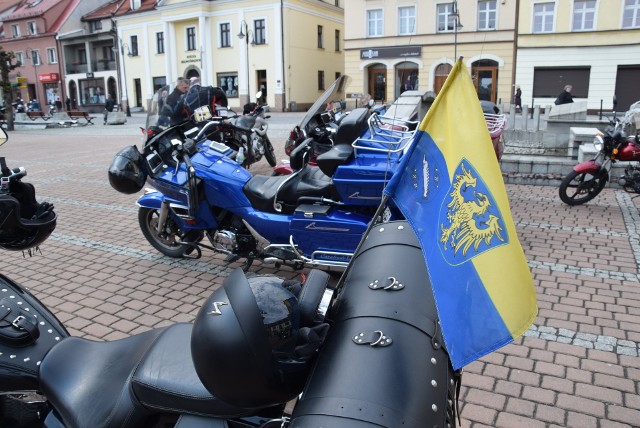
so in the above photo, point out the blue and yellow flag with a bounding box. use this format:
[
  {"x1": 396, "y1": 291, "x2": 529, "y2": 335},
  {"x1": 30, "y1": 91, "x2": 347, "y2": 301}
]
[{"x1": 384, "y1": 59, "x2": 537, "y2": 369}]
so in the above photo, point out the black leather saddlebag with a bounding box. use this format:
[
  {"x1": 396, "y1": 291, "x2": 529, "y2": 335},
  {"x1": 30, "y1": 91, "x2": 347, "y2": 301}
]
[
  {"x1": 0, "y1": 273, "x2": 69, "y2": 392},
  {"x1": 290, "y1": 221, "x2": 459, "y2": 427}
]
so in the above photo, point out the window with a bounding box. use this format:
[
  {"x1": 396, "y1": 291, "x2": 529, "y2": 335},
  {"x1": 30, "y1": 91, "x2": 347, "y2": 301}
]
[
  {"x1": 30, "y1": 50, "x2": 41, "y2": 65},
  {"x1": 318, "y1": 70, "x2": 325, "y2": 91},
  {"x1": 623, "y1": 0, "x2": 640, "y2": 28},
  {"x1": 254, "y1": 19, "x2": 266, "y2": 44},
  {"x1": 78, "y1": 49, "x2": 87, "y2": 64},
  {"x1": 532, "y1": 67, "x2": 590, "y2": 98},
  {"x1": 533, "y1": 2, "x2": 555, "y2": 33},
  {"x1": 220, "y1": 23, "x2": 230, "y2": 47},
  {"x1": 15, "y1": 52, "x2": 23, "y2": 65},
  {"x1": 335, "y1": 29, "x2": 340, "y2": 51},
  {"x1": 572, "y1": 0, "x2": 596, "y2": 31},
  {"x1": 186, "y1": 27, "x2": 196, "y2": 51},
  {"x1": 367, "y1": 9, "x2": 383, "y2": 37},
  {"x1": 317, "y1": 25, "x2": 323, "y2": 49},
  {"x1": 217, "y1": 72, "x2": 239, "y2": 98},
  {"x1": 91, "y1": 21, "x2": 103, "y2": 32},
  {"x1": 156, "y1": 32, "x2": 164, "y2": 54},
  {"x1": 478, "y1": 0, "x2": 497, "y2": 30},
  {"x1": 437, "y1": 3, "x2": 456, "y2": 32},
  {"x1": 46, "y1": 48, "x2": 57, "y2": 64},
  {"x1": 153, "y1": 76, "x2": 166, "y2": 92},
  {"x1": 11, "y1": 24, "x2": 19, "y2": 37},
  {"x1": 335, "y1": 72, "x2": 341, "y2": 81},
  {"x1": 130, "y1": 35, "x2": 139, "y2": 56},
  {"x1": 398, "y1": 6, "x2": 416, "y2": 35},
  {"x1": 27, "y1": 21, "x2": 37, "y2": 35},
  {"x1": 80, "y1": 78, "x2": 106, "y2": 105}
]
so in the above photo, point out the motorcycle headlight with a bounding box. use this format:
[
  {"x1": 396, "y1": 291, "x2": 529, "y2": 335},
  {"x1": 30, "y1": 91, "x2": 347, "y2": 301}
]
[{"x1": 593, "y1": 134, "x2": 604, "y2": 151}]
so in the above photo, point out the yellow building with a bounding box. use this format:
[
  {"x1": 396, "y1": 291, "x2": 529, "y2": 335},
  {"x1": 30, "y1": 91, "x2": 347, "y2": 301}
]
[
  {"x1": 516, "y1": 0, "x2": 640, "y2": 111},
  {"x1": 114, "y1": 0, "x2": 344, "y2": 112},
  {"x1": 344, "y1": 0, "x2": 518, "y2": 106}
]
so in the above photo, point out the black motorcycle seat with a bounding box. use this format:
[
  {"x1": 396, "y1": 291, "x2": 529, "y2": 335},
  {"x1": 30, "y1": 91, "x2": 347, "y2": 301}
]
[
  {"x1": 244, "y1": 165, "x2": 335, "y2": 214},
  {"x1": 39, "y1": 328, "x2": 167, "y2": 428},
  {"x1": 333, "y1": 108, "x2": 370, "y2": 146},
  {"x1": 316, "y1": 144, "x2": 354, "y2": 177},
  {"x1": 131, "y1": 323, "x2": 253, "y2": 417},
  {"x1": 40, "y1": 324, "x2": 253, "y2": 428}
]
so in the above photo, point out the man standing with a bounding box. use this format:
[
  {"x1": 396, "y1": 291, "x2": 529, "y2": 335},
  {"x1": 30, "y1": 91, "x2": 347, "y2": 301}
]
[
  {"x1": 165, "y1": 77, "x2": 190, "y2": 125},
  {"x1": 555, "y1": 85, "x2": 574, "y2": 105}
]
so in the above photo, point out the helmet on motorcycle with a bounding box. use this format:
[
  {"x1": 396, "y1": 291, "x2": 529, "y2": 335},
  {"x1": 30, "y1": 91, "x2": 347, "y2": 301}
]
[
  {"x1": 108, "y1": 145, "x2": 147, "y2": 194},
  {"x1": 191, "y1": 269, "x2": 311, "y2": 408},
  {"x1": 0, "y1": 182, "x2": 56, "y2": 251}
]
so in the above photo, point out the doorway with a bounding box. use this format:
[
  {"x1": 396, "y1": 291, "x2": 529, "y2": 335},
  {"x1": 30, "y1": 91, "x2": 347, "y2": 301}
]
[
  {"x1": 368, "y1": 65, "x2": 387, "y2": 103},
  {"x1": 395, "y1": 62, "x2": 418, "y2": 99},
  {"x1": 434, "y1": 63, "x2": 453, "y2": 94},
  {"x1": 134, "y1": 78, "x2": 142, "y2": 108},
  {"x1": 471, "y1": 60, "x2": 499, "y2": 102},
  {"x1": 257, "y1": 70, "x2": 267, "y2": 104}
]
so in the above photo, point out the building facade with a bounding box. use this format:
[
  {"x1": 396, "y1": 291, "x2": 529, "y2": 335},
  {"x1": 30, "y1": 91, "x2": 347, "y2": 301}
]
[
  {"x1": 114, "y1": 0, "x2": 344, "y2": 112},
  {"x1": 516, "y1": 0, "x2": 640, "y2": 111},
  {"x1": 344, "y1": 0, "x2": 518, "y2": 107}
]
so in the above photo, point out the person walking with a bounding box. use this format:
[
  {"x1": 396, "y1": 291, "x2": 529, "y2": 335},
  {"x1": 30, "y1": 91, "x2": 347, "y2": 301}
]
[
  {"x1": 104, "y1": 95, "x2": 115, "y2": 125},
  {"x1": 65, "y1": 97, "x2": 71, "y2": 111},
  {"x1": 514, "y1": 85, "x2": 522, "y2": 113},
  {"x1": 555, "y1": 85, "x2": 574, "y2": 105}
]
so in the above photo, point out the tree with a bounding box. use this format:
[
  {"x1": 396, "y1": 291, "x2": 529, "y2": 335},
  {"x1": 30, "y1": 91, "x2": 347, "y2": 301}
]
[{"x1": 0, "y1": 48, "x2": 21, "y2": 131}]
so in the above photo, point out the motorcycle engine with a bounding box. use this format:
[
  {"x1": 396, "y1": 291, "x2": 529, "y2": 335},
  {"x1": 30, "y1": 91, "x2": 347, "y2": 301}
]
[
  {"x1": 619, "y1": 164, "x2": 640, "y2": 193},
  {"x1": 212, "y1": 228, "x2": 256, "y2": 256},
  {"x1": 251, "y1": 135, "x2": 265, "y2": 159}
]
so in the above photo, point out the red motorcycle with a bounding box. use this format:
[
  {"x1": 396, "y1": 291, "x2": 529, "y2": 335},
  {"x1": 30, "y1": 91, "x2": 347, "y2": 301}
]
[{"x1": 559, "y1": 117, "x2": 640, "y2": 205}]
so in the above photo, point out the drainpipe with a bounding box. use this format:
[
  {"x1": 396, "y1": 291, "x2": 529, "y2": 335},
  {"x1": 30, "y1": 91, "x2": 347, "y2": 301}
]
[
  {"x1": 511, "y1": 0, "x2": 520, "y2": 107},
  {"x1": 280, "y1": 0, "x2": 286, "y2": 111}
]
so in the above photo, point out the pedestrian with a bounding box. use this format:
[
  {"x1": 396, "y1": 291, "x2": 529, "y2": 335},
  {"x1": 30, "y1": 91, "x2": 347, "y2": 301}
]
[
  {"x1": 514, "y1": 85, "x2": 522, "y2": 113},
  {"x1": 55, "y1": 97, "x2": 62, "y2": 111},
  {"x1": 164, "y1": 77, "x2": 190, "y2": 125},
  {"x1": 104, "y1": 95, "x2": 115, "y2": 125},
  {"x1": 554, "y1": 84, "x2": 574, "y2": 105},
  {"x1": 65, "y1": 97, "x2": 71, "y2": 111}
]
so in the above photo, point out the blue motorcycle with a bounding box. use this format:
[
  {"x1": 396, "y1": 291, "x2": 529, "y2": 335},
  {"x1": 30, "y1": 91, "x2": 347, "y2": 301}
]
[{"x1": 109, "y1": 83, "x2": 416, "y2": 270}]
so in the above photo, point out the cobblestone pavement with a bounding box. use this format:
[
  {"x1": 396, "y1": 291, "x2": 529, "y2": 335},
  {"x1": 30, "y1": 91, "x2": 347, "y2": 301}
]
[{"x1": 1, "y1": 116, "x2": 639, "y2": 427}]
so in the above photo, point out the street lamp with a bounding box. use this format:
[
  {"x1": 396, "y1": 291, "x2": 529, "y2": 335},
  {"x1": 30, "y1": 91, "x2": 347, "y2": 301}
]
[
  {"x1": 237, "y1": 20, "x2": 256, "y2": 106},
  {"x1": 452, "y1": 1, "x2": 463, "y2": 59},
  {"x1": 113, "y1": 38, "x2": 132, "y2": 117}
]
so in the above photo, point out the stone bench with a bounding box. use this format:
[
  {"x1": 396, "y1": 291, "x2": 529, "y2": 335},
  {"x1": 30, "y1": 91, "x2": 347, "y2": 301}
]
[{"x1": 568, "y1": 127, "x2": 600, "y2": 159}]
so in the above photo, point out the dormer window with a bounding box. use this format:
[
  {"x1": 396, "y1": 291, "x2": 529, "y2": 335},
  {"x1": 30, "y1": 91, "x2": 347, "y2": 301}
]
[
  {"x1": 27, "y1": 0, "x2": 42, "y2": 7},
  {"x1": 130, "y1": 0, "x2": 141, "y2": 10},
  {"x1": 90, "y1": 21, "x2": 103, "y2": 32},
  {"x1": 27, "y1": 21, "x2": 37, "y2": 35}
]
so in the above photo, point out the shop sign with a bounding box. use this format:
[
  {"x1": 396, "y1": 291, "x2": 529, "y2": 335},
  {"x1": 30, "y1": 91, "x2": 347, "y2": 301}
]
[
  {"x1": 360, "y1": 46, "x2": 421, "y2": 60},
  {"x1": 181, "y1": 54, "x2": 200, "y2": 64},
  {"x1": 16, "y1": 77, "x2": 27, "y2": 88},
  {"x1": 38, "y1": 73, "x2": 60, "y2": 83}
]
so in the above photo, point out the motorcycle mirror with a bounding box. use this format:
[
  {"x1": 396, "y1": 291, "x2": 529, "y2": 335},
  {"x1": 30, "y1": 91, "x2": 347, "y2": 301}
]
[
  {"x1": 193, "y1": 106, "x2": 212, "y2": 123},
  {"x1": 0, "y1": 127, "x2": 7, "y2": 147},
  {"x1": 255, "y1": 91, "x2": 263, "y2": 100},
  {"x1": 613, "y1": 95, "x2": 618, "y2": 110}
]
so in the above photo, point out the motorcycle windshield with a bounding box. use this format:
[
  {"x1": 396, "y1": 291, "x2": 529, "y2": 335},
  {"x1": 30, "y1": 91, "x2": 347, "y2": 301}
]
[{"x1": 297, "y1": 75, "x2": 352, "y2": 130}]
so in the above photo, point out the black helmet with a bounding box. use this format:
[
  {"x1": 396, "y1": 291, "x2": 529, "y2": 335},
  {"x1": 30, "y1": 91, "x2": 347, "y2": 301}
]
[
  {"x1": 0, "y1": 182, "x2": 56, "y2": 251},
  {"x1": 108, "y1": 145, "x2": 147, "y2": 194},
  {"x1": 191, "y1": 269, "x2": 312, "y2": 408}
]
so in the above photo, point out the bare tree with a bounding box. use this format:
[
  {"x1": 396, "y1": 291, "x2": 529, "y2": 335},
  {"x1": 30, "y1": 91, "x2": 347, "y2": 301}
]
[{"x1": 0, "y1": 48, "x2": 21, "y2": 131}]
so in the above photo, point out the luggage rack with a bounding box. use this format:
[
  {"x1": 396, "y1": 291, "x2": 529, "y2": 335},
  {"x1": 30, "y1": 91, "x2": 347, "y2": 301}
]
[
  {"x1": 352, "y1": 114, "x2": 416, "y2": 157},
  {"x1": 484, "y1": 113, "x2": 506, "y2": 139}
]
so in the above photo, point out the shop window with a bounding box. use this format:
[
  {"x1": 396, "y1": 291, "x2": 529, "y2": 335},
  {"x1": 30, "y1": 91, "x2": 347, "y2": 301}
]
[
  {"x1": 80, "y1": 78, "x2": 106, "y2": 105},
  {"x1": 217, "y1": 72, "x2": 238, "y2": 98}
]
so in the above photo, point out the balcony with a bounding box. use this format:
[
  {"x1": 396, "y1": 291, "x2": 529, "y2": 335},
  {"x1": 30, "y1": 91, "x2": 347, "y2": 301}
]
[
  {"x1": 92, "y1": 60, "x2": 116, "y2": 72},
  {"x1": 65, "y1": 63, "x2": 89, "y2": 74}
]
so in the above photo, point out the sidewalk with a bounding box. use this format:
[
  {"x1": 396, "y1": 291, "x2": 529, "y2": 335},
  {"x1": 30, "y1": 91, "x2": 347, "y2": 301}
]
[{"x1": 1, "y1": 117, "x2": 639, "y2": 427}]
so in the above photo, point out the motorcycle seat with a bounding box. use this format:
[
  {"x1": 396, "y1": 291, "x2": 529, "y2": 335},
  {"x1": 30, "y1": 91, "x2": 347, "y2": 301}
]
[
  {"x1": 39, "y1": 324, "x2": 253, "y2": 428},
  {"x1": 244, "y1": 165, "x2": 334, "y2": 214},
  {"x1": 333, "y1": 108, "x2": 370, "y2": 145},
  {"x1": 316, "y1": 144, "x2": 354, "y2": 177}
]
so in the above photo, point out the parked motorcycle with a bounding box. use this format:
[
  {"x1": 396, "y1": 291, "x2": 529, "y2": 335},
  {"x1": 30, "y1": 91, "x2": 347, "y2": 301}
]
[
  {"x1": 274, "y1": 75, "x2": 404, "y2": 176},
  {"x1": 559, "y1": 115, "x2": 640, "y2": 205},
  {"x1": 148, "y1": 87, "x2": 276, "y2": 170},
  {"x1": 110, "y1": 92, "x2": 415, "y2": 270},
  {"x1": 0, "y1": 125, "x2": 459, "y2": 426}
]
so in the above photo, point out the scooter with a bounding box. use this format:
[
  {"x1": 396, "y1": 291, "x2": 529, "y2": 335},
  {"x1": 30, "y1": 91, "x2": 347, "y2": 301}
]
[
  {"x1": 0, "y1": 126, "x2": 460, "y2": 426},
  {"x1": 109, "y1": 92, "x2": 417, "y2": 271}
]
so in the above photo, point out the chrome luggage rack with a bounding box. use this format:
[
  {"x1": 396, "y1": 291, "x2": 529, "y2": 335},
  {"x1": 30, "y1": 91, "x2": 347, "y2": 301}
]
[
  {"x1": 352, "y1": 114, "x2": 417, "y2": 157},
  {"x1": 484, "y1": 113, "x2": 506, "y2": 138}
]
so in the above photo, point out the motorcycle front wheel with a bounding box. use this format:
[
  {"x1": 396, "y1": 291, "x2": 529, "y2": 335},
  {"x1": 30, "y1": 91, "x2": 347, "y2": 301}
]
[
  {"x1": 559, "y1": 169, "x2": 609, "y2": 205},
  {"x1": 264, "y1": 137, "x2": 277, "y2": 167},
  {"x1": 138, "y1": 207, "x2": 203, "y2": 257}
]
